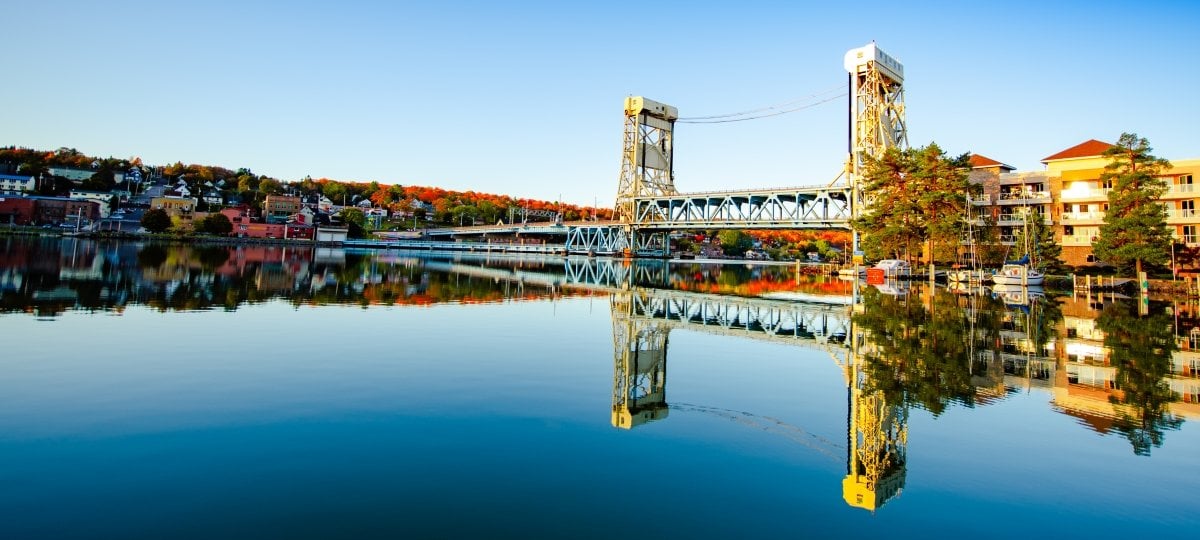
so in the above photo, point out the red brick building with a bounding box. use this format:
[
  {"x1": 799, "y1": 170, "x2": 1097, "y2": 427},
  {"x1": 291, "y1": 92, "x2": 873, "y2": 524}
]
[
  {"x1": 29, "y1": 196, "x2": 101, "y2": 224},
  {"x1": 0, "y1": 197, "x2": 36, "y2": 225}
]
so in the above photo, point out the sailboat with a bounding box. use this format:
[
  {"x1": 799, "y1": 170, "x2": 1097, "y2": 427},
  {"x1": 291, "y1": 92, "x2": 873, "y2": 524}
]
[
  {"x1": 948, "y1": 195, "x2": 990, "y2": 283},
  {"x1": 992, "y1": 258, "x2": 1045, "y2": 285},
  {"x1": 991, "y1": 210, "x2": 1045, "y2": 285}
]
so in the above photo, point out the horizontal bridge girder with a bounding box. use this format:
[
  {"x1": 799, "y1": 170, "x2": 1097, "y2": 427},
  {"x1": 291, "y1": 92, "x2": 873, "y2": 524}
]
[{"x1": 631, "y1": 185, "x2": 853, "y2": 230}]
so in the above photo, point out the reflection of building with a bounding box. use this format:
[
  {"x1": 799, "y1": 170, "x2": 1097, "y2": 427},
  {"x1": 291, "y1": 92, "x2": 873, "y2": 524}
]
[
  {"x1": 1051, "y1": 296, "x2": 1200, "y2": 424},
  {"x1": 610, "y1": 294, "x2": 669, "y2": 429}
]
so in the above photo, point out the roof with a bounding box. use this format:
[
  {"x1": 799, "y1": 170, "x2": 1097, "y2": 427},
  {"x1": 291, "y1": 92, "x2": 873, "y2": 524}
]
[
  {"x1": 1, "y1": 195, "x2": 97, "y2": 203},
  {"x1": 1042, "y1": 139, "x2": 1114, "y2": 162},
  {"x1": 0, "y1": 174, "x2": 34, "y2": 181},
  {"x1": 968, "y1": 154, "x2": 1014, "y2": 170}
]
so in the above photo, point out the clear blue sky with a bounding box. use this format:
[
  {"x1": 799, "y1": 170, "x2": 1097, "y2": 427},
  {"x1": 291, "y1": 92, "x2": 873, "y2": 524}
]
[{"x1": 4, "y1": 0, "x2": 1198, "y2": 205}]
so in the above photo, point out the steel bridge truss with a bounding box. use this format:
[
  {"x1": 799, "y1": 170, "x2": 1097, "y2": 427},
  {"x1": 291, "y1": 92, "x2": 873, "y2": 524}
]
[
  {"x1": 621, "y1": 289, "x2": 851, "y2": 363},
  {"x1": 563, "y1": 226, "x2": 667, "y2": 255},
  {"x1": 562, "y1": 258, "x2": 667, "y2": 289},
  {"x1": 630, "y1": 186, "x2": 852, "y2": 230}
]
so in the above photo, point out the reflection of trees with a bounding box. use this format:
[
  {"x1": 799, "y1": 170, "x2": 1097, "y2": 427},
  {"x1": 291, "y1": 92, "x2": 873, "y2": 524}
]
[
  {"x1": 854, "y1": 288, "x2": 975, "y2": 415},
  {"x1": 194, "y1": 246, "x2": 230, "y2": 270},
  {"x1": 667, "y1": 263, "x2": 852, "y2": 298},
  {"x1": 1, "y1": 240, "x2": 593, "y2": 315},
  {"x1": 136, "y1": 244, "x2": 168, "y2": 269},
  {"x1": 855, "y1": 287, "x2": 1066, "y2": 416},
  {"x1": 1096, "y1": 302, "x2": 1183, "y2": 456}
]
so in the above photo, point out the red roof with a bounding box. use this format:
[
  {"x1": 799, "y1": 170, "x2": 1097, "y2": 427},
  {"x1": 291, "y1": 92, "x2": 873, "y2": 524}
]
[
  {"x1": 969, "y1": 154, "x2": 1013, "y2": 170},
  {"x1": 1042, "y1": 139, "x2": 1114, "y2": 162}
]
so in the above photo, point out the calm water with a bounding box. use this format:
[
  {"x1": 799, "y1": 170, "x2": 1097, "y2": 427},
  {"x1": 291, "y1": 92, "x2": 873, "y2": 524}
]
[{"x1": 0, "y1": 237, "x2": 1197, "y2": 538}]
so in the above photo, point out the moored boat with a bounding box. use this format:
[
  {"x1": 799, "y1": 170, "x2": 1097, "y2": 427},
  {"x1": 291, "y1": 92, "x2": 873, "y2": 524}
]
[
  {"x1": 947, "y1": 268, "x2": 992, "y2": 283},
  {"x1": 872, "y1": 259, "x2": 911, "y2": 278},
  {"x1": 991, "y1": 263, "x2": 1045, "y2": 285}
]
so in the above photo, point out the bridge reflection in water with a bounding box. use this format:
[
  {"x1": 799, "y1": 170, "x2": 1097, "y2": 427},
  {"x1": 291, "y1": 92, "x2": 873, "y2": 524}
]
[{"x1": 429, "y1": 255, "x2": 904, "y2": 512}]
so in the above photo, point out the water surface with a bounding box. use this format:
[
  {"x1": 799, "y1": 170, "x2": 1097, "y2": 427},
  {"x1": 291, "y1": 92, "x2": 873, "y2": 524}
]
[{"x1": 0, "y1": 237, "x2": 1196, "y2": 538}]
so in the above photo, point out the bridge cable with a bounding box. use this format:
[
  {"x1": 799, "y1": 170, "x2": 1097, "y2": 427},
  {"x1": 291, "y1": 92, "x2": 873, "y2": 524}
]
[
  {"x1": 676, "y1": 84, "x2": 846, "y2": 123},
  {"x1": 676, "y1": 84, "x2": 844, "y2": 120},
  {"x1": 677, "y1": 93, "x2": 847, "y2": 124}
]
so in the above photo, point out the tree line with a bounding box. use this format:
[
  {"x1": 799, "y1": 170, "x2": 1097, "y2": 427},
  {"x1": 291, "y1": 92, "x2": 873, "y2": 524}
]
[{"x1": 0, "y1": 146, "x2": 613, "y2": 226}]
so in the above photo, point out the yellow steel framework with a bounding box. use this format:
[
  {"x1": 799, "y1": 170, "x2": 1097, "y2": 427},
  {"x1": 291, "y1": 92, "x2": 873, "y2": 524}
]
[
  {"x1": 611, "y1": 294, "x2": 670, "y2": 429},
  {"x1": 614, "y1": 97, "x2": 679, "y2": 222},
  {"x1": 842, "y1": 311, "x2": 908, "y2": 512},
  {"x1": 845, "y1": 42, "x2": 908, "y2": 256}
]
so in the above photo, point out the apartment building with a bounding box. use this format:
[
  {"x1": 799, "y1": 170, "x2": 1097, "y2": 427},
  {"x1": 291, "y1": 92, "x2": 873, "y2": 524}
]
[{"x1": 970, "y1": 139, "x2": 1200, "y2": 267}]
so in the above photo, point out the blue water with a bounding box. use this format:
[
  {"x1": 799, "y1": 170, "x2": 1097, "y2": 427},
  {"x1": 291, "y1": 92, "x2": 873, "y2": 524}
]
[{"x1": 0, "y1": 238, "x2": 1196, "y2": 538}]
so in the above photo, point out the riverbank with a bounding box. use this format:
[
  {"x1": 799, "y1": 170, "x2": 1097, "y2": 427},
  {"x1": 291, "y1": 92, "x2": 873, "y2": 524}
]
[{"x1": 1, "y1": 226, "x2": 333, "y2": 247}]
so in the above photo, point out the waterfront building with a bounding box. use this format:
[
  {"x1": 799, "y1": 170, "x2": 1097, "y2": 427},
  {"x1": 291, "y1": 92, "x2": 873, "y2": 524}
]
[
  {"x1": 69, "y1": 189, "x2": 117, "y2": 218},
  {"x1": 0, "y1": 197, "x2": 36, "y2": 225},
  {"x1": 970, "y1": 140, "x2": 1200, "y2": 268},
  {"x1": 26, "y1": 196, "x2": 100, "y2": 224},
  {"x1": 0, "y1": 173, "x2": 36, "y2": 195},
  {"x1": 264, "y1": 195, "x2": 302, "y2": 224},
  {"x1": 151, "y1": 195, "x2": 198, "y2": 217}
]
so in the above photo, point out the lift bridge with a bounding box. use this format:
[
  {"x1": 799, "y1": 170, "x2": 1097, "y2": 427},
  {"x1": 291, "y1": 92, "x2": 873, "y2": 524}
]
[{"x1": 426, "y1": 43, "x2": 907, "y2": 256}]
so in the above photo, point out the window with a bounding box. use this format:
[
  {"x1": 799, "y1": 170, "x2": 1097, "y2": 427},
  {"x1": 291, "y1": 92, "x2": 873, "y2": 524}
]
[
  {"x1": 1185, "y1": 225, "x2": 1197, "y2": 244},
  {"x1": 1180, "y1": 174, "x2": 1194, "y2": 193},
  {"x1": 1064, "y1": 225, "x2": 1075, "y2": 236},
  {"x1": 1184, "y1": 200, "x2": 1196, "y2": 218},
  {"x1": 1087, "y1": 254, "x2": 1099, "y2": 263},
  {"x1": 1102, "y1": 178, "x2": 1113, "y2": 190}
]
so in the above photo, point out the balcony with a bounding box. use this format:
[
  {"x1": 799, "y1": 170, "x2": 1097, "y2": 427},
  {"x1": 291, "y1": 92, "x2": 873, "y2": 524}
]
[
  {"x1": 997, "y1": 213, "x2": 1052, "y2": 226},
  {"x1": 1165, "y1": 207, "x2": 1198, "y2": 223},
  {"x1": 1059, "y1": 188, "x2": 1110, "y2": 201},
  {"x1": 997, "y1": 190, "x2": 1051, "y2": 204},
  {"x1": 1061, "y1": 211, "x2": 1105, "y2": 223},
  {"x1": 1167, "y1": 183, "x2": 1196, "y2": 196},
  {"x1": 1061, "y1": 235, "x2": 1095, "y2": 246}
]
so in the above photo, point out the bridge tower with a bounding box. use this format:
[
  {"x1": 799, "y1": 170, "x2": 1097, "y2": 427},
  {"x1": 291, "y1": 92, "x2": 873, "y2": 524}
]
[
  {"x1": 842, "y1": 322, "x2": 908, "y2": 511},
  {"x1": 610, "y1": 292, "x2": 670, "y2": 429},
  {"x1": 844, "y1": 43, "x2": 908, "y2": 256},
  {"x1": 614, "y1": 97, "x2": 679, "y2": 223}
]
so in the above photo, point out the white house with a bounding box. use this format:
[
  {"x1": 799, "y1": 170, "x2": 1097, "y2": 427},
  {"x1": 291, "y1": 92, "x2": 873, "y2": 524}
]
[
  {"x1": 203, "y1": 190, "x2": 223, "y2": 206},
  {"x1": 69, "y1": 189, "x2": 116, "y2": 218},
  {"x1": 0, "y1": 174, "x2": 36, "y2": 195}
]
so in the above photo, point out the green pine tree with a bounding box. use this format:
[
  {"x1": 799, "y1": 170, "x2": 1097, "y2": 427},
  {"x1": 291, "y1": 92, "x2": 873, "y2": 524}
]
[
  {"x1": 1093, "y1": 133, "x2": 1172, "y2": 276},
  {"x1": 852, "y1": 144, "x2": 975, "y2": 264}
]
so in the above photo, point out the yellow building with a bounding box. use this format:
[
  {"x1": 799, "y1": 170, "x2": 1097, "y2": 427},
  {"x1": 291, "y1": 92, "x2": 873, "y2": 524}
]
[
  {"x1": 150, "y1": 196, "x2": 198, "y2": 217},
  {"x1": 971, "y1": 140, "x2": 1200, "y2": 268}
]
